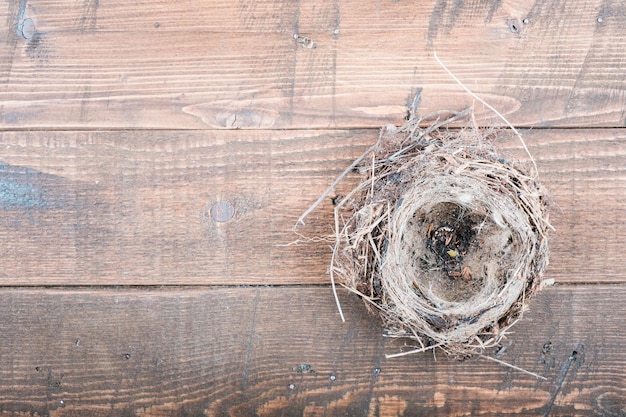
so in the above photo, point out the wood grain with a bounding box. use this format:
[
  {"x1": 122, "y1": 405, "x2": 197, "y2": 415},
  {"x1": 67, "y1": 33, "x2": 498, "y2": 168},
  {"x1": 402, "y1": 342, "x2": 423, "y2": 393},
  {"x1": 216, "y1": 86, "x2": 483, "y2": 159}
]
[
  {"x1": 2, "y1": 0, "x2": 626, "y2": 129},
  {"x1": 0, "y1": 128, "x2": 623, "y2": 285},
  {"x1": 1, "y1": 2, "x2": 624, "y2": 416},
  {"x1": 0, "y1": 285, "x2": 623, "y2": 416}
]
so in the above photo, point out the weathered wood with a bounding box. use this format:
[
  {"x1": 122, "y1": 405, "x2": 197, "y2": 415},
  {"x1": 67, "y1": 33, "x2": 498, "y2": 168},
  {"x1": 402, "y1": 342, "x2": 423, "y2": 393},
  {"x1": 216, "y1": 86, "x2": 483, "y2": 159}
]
[
  {"x1": 2, "y1": 0, "x2": 626, "y2": 129},
  {"x1": 0, "y1": 285, "x2": 623, "y2": 416},
  {"x1": 0, "y1": 2, "x2": 623, "y2": 416},
  {"x1": 0, "y1": 128, "x2": 624, "y2": 285}
]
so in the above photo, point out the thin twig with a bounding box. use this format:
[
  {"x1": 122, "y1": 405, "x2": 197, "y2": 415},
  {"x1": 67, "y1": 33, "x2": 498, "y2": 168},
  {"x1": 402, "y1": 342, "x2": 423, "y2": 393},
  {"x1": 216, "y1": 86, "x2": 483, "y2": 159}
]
[
  {"x1": 478, "y1": 353, "x2": 547, "y2": 380},
  {"x1": 273, "y1": 231, "x2": 333, "y2": 247},
  {"x1": 433, "y1": 51, "x2": 539, "y2": 177},
  {"x1": 385, "y1": 342, "x2": 445, "y2": 358},
  {"x1": 329, "y1": 247, "x2": 346, "y2": 322},
  {"x1": 296, "y1": 104, "x2": 469, "y2": 226},
  {"x1": 296, "y1": 139, "x2": 381, "y2": 227},
  {"x1": 385, "y1": 107, "x2": 473, "y2": 163}
]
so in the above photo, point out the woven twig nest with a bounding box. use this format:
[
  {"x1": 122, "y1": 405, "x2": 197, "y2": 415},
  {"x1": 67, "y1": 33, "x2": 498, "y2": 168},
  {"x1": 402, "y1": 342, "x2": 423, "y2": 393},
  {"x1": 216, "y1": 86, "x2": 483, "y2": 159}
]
[{"x1": 331, "y1": 109, "x2": 552, "y2": 357}]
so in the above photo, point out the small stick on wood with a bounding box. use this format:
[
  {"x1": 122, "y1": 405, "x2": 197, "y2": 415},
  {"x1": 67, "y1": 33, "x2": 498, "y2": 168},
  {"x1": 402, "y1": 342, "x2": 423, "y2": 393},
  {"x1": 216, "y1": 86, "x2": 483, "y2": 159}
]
[
  {"x1": 296, "y1": 138, "x2": 381, "y2": 227},
  {"x1": 385, "y1": 342, "x2": 446, "y2": 359},
  {"x1": 478, "y1": 353, "x2": 548, "y2": 380},
  {"x1": 329, "y1": 248, "x2": 346, "y2": 322}
]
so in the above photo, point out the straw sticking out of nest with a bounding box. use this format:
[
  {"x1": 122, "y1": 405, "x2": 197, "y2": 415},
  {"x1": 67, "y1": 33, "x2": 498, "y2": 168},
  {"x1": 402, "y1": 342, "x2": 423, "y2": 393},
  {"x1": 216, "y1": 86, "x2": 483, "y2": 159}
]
[{"x1": 328, "y1": 107, "x2": 551, "y2": 357}]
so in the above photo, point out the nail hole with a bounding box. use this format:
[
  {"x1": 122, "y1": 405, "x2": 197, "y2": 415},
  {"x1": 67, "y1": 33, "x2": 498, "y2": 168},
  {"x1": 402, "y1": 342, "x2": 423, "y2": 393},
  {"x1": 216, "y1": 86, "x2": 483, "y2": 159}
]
[
  {"x1": 293, "y1": 364, "x2": 315, "y2": 374},
  {"x1": 507, "y1": 18, "x2": 521, "y2": 33},
  {"x1": 542, "y1": 341, "x2": 553, "y2": 354},
  {"x1": 124, "y1": 353, "x2": 131, "y2": 360}
]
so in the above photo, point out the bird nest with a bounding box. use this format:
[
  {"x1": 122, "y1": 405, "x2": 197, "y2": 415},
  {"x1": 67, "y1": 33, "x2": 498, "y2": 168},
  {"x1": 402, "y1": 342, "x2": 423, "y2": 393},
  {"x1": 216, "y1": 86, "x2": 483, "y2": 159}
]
[{"x1": 329, "y1": 108, "x2": 552, "y2": 357}]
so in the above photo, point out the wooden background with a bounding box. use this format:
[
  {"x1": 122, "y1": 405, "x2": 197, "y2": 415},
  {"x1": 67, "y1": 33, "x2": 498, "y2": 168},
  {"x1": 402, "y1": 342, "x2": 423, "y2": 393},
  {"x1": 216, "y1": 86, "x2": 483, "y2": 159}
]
[{"x1": 1, "y1": 0, "x2": 625, "y2": 415}]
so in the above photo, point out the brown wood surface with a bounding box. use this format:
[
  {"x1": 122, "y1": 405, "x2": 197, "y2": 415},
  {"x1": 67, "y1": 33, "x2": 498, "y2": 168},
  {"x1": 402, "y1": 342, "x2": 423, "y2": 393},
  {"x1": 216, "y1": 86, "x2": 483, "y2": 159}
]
[
  {"x1": 1, "y1": 0, "x2": 625, "y2": 416},
  {"x1": 0, "y1": 128, "x2": 623, "y2": 285},
  {"x1": 0, "y1": 285, "x2": 623, "y2": 417},
  {"x1": 1, "y1": 0, "x2": 626, "y2": 129}
]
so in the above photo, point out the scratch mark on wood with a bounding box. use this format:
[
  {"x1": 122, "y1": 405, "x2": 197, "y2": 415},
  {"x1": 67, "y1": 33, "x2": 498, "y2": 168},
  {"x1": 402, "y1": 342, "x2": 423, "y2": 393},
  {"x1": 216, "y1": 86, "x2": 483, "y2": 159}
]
[
  {"x1": 542, "y1": 343, "x2": 584, "y2": 416},
  {"x1": 427, "y1": 0, "x2": 464, "y2": 46},
  {"x1": 484, "y1": 0, "x2": 502, "y2": 23},
  {"x1": 78, "y1": 0, "x2": 99, "y2": 32},
  {"x1": 364, "y1": 335, "x2": 385, "y2": 415},
  {"x1": 80, "y1": 84, "x2": 93, "y2": 122},
  {"x1": 242, "y1": 289, "x2": 259, "y2": 391},
  {"x1": 182, "y1": 104, "x2": 279, "y2": 128},
  {"x1": 288, "y1": 0, "x2": 301, "y2": 123},
  {"x1": 331, "y1": 0, "x2": 340, "y2": 125}
]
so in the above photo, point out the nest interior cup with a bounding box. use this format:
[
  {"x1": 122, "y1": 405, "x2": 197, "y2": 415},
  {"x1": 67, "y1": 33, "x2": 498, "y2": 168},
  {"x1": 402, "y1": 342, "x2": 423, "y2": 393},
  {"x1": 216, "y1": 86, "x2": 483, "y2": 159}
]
[{"x1": 333, "y1": 111, "x2": 551, "y2": 356}]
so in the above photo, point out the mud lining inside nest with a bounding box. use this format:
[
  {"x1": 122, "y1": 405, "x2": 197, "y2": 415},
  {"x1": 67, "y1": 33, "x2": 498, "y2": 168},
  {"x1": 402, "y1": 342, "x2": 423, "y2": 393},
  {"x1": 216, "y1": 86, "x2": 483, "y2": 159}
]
[{"x1": 331, "y1": 109, "x2": 552, "y2": 357}]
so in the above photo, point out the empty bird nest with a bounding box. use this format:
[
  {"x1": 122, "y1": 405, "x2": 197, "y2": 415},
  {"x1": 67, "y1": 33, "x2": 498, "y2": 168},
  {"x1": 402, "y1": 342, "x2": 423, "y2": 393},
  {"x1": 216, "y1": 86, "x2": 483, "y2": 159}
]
[{"x1": 310, "y1": 107, "x2": 553, "y2": 358}]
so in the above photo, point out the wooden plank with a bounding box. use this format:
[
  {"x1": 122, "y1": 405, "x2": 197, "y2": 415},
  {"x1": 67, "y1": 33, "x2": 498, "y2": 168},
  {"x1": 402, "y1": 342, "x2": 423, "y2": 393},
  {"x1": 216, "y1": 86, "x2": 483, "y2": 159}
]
[
  {"x1": 0, "y1": 128, "x2": 624, "y2": 285},
  {"x1": 528, "y1": 129, "x2": 626, "y2": 284},
  {"x1": 1, "y1": 0, "x2": 626, "y2": 129},
  {"x1": 2, "y1": 0, "x2": 301, "y2": 34},
  {"x1": 0, "y1": 285, "x2": 623, "y2": 416},
  {"x1": 0, "y1": 129, "x2": 354, "y2": 285}
]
